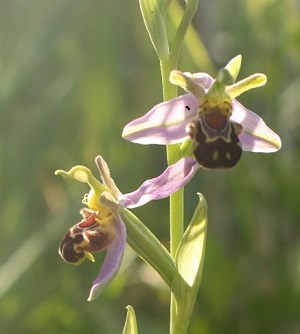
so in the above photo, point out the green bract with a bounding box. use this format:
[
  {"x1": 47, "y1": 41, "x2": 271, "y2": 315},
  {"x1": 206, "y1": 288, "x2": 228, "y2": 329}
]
[{"x1": 172, "y1": 194, "x2": 207, "y2": 331}]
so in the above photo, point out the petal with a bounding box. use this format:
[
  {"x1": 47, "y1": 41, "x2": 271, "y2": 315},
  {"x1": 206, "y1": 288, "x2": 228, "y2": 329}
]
[
  {"x1": 185, "y1": 72, "x2": 214, "y2": 89},
  {"x1": 119, "y1": 157, "x2": 200, "y2": 209},
  {"x1": 231, "y1": 99, "x2": 282, "y2": 152},
  {"x1": 95, "y1": 156, "x2": 122, "y2": 198},
  {"x1": 87, "y1": 215, "x2": 126, "y2": 301},
  {"x1": 122, "y1": 94, "x2": 198, "y2": 145},
  {"x1": 226, "y1": 73, "x2": 267, "y2": 99},
  {"x1": 170, "y1": 71, "x2": 206, "y2": 99}
]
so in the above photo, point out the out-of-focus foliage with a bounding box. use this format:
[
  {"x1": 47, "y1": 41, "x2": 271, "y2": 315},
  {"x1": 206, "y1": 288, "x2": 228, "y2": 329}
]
[{"x1": 0, "y1": 0, "x2": 299, "y2": 333}]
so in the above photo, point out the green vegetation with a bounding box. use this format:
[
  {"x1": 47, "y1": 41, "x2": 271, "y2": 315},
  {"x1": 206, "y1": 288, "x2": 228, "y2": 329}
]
[{"x1": 0, "y1": 0, "x2": 299, "y2": 333}]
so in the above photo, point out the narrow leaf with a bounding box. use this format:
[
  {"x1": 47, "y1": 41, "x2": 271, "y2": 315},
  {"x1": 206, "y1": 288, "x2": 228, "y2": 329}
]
[
  {"x1": 121, "y1": 209, "x2": 175, "y2": 288},
  {"x1": 172, "y1": 193, "x2": 207, "y2": 327},
  {"x1": 122, "y1": 305, "x2": 138, "y2": 334},
  {"x1": 139, "y1": 0, "x2": 169, "y2": 61}
]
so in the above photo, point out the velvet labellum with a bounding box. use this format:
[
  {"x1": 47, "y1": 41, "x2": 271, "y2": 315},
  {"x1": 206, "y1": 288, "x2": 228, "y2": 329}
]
[
  {"x1": 59, "y1": 209, "x2": 114, "y2": 265},
  {"x1": 187, "y1": 100, "x2": 242, "y2": 170}
]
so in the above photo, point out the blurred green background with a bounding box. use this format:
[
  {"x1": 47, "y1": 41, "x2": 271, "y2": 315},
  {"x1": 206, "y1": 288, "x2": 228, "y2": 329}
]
[{"x1": 0, "y1": 0, "x2": 299, "y2": 333}]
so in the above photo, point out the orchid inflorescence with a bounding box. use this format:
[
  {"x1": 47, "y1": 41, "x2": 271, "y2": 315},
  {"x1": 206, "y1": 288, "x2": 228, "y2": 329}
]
[{"x1": 55, "y1": 54, "x2": 281, "y2": 329}]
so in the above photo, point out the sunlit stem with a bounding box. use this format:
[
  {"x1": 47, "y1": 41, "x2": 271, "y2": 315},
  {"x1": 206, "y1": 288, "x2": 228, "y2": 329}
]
[
  {"x1": 160, "y1": 2, "x2": 199, "y2": 334},
  {"x1": 160, "y1": 60, "x2": 183, "y2": 258},
  {"x1": 169, "y1": 0, "x2": 200, "y2": 67},
  {"x1": 168, "y1": 0, "x2": 214, "y2": 73},
  {"x1": 161, "y1": 55, "x2": 186, "y2": 334}
]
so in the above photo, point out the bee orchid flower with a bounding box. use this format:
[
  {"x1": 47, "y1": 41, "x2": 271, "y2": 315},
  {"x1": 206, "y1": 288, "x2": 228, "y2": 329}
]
[
  {"x1": 122, "y1": 55, "x2": 281, "y2": 170},
  {"x1": 55, "y1": 155, "x2": 198, "y2": 301}
]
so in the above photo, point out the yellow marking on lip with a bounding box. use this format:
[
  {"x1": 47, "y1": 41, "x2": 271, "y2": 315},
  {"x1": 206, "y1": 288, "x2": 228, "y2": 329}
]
[{"x1": 213, "y1": 150, "x2": 219, "y2": 161}]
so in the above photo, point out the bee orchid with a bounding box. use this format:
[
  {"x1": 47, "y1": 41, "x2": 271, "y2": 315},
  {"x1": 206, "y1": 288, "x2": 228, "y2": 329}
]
[
  {"x1": 56, "y1": 155, "x2": 198, "y2": 300},
  {"x1": 122, "y1": 55, "x2": 281, "y2": 170}
]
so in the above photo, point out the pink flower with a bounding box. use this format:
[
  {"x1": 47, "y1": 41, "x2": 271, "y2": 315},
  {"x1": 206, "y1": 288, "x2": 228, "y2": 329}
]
[
  {"x1": 56, "y1": 155, "x2": 198, "y2": 300},
  {"x1": 122, "y1": 56, "x2": 281, "y2": 170}
]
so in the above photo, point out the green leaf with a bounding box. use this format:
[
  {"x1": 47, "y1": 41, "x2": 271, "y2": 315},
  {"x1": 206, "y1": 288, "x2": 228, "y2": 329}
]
[
  {"x1": 122, "y1": 305, "x2": 138, "y2": 334},
  {"x1": 139, "y1": 0, "x2": 169, "y2": 61},
  {"x1": 121, "y1": 209, "x2": 175, "y2": 288},
  {"x1": 172, "y1": 193, "x2": 207, "y2": 329}
]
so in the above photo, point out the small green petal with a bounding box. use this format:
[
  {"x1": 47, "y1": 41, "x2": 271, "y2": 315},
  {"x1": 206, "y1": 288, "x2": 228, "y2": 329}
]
[
  {"x1": 226, "y1": 73, "x2": 267, "y2": 98},
  {"x1": 172, "y1": 193, "x2": 207, "y2": 329},
  {"x1": 170, "y1": 70, "x2": 205, "y2": 99},
  {"x1": 122, "y1": 305, "x2": 139, "y2": 334},
  {"x1": 224, "y1": 54, "x2": 242, "y2": 82},
  {"x1": 95, "y1": 156, "x2": 122, "y2": 198}
]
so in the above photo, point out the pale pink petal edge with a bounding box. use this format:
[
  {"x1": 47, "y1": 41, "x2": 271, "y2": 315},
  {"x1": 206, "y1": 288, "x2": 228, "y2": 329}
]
[
  {"x1": 119, "y1": 157, "x2": 200, "y2": 209},
  {"x1": 231, "y1": 99, "x2": 282, "y2": 152},
  {"x1": 87, "y1": 216, "x2": 126, "y2": 301},
  {"x1": 122, "y1": 95, "x2": 198, "y2": 145}
]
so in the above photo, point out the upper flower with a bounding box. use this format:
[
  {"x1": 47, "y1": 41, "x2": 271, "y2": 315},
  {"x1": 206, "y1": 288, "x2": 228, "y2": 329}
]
[
  {"x1": 55, "y1": 155, "x2": 198, "y2": 300},
  {"x1": 122, "y1": 55, "x2": 281, "y2": 169}
]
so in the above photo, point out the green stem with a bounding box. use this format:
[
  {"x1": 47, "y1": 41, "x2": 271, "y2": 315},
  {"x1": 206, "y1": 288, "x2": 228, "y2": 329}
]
[
  {"x1": 160, "y1": 57, "x2": 185, "y2": 334},
  {"x1": 159, "y1": 2, "x2": 199, "y2": 333},
  {"x1": 169, "y1": 0, "x2": 199, "y2": 68},
  {"x1": 160, "y1": 60, "x2": 183, "y2": 257},
  {"x1": 159, "y1": 0, "x2": 173, "y2": 18}
]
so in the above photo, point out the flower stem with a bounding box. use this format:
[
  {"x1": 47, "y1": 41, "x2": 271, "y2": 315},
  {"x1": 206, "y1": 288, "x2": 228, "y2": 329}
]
[
  {"x1": 160, "y1": 2, "x2": 199, "y2": 333},
  {"x1": 169, "y1": 0, "x2": 200, "y2": 68},
  {"x1": 160, "y1": 59, "x2": 183, "y2": 257},
  {"x1": 160, "y1": 57, "x2": 185, "y2": 334}
]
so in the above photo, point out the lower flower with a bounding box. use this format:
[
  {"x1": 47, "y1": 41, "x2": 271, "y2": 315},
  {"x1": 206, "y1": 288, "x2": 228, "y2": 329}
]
[{"x1": 56, "y1": 155, "x2": 198, "y2": 300}]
